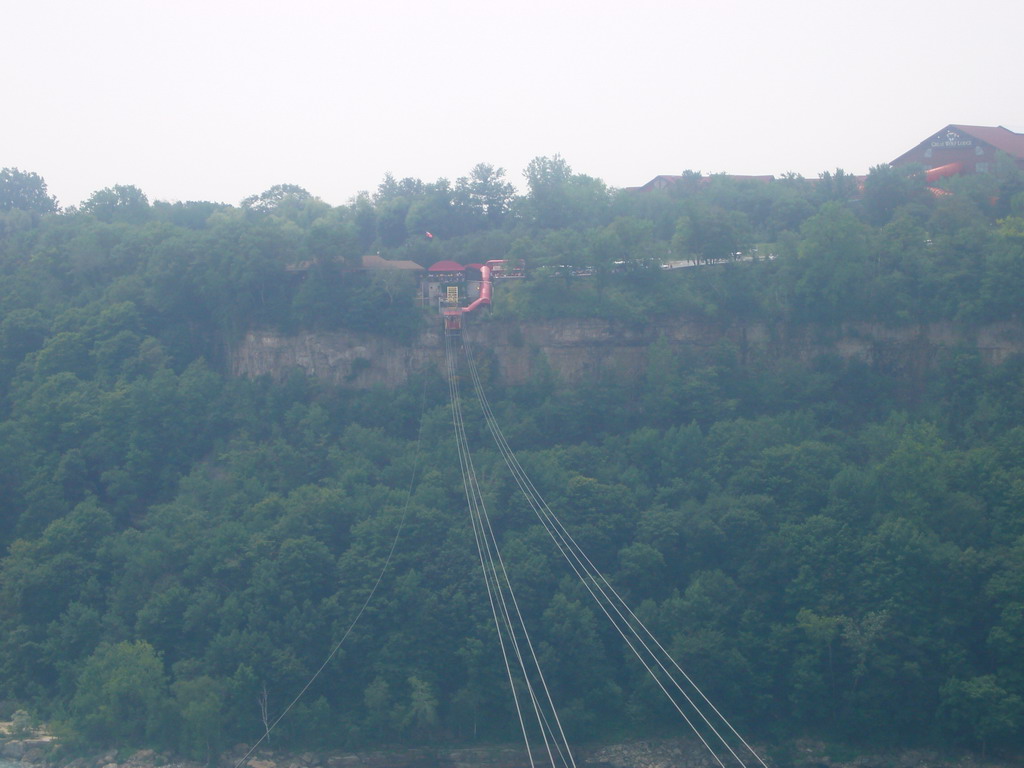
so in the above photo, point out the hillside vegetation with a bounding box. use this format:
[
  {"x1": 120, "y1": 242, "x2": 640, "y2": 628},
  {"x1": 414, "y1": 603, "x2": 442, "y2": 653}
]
[{"x1": 1, "y1": 158, "x2": 1024, "y2": 761}]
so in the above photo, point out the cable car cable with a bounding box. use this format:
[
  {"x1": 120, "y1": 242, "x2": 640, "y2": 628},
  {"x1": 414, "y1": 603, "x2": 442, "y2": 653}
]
[
  {"x1": 448, "y1": 332, "x2": 575, "y2": 768},
  {"x1": 462, "y1": 337, "x2": 767, "y2": 768},
  {"x1": 446, "y1": 332, "x2": 576, "y2": 768}
]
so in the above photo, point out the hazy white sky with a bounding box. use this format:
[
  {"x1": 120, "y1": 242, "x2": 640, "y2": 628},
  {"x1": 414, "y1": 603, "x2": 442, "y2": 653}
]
[{"x1": 5, "y1": 0, "x2": 1022, "y2": 208}]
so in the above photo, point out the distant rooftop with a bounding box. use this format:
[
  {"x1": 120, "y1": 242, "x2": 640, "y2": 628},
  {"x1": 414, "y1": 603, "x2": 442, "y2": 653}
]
[
  {"x1": 631, "y1": 125, "x2": 1024, "y2": 192},
  {"x1": 427, "y1": 260, "x2": 466, "y2": 272},
  {"x1": 626, "y1": 173, "x2": 775, "y2": 192},
  {"x1": 890, "y1": 124, "x2": 1024, "y2": 175},
  {"x1": 285, "y1": 254, "x2": 425, "y2": 273},
  {"x1": 360, "y1": 254, "x2": 423, "y2": 271},
  {"x1": 946, "y1": 124, "x2": 1024, "y2": 159}
]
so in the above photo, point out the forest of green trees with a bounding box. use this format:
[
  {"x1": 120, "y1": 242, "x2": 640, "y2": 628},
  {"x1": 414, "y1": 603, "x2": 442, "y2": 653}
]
[{"x1": 1, "y1": 155, "x2": 1024, "y2": 763}]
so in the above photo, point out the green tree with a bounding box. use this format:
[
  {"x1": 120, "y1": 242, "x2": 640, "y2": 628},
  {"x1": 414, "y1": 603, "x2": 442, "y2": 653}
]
[
  {"x1": 940, "y1": 675, "x2": 1023, "y2": 755},
  {"x1": 69, "y1": 641, "x2": 171, "y2": 747},
  {"x1": 403, "y1": 676, "x2": 439, "y2": 740},
  {"x1": 81, "y1": 184, "x2": 150, "y2": 224},
  {"x1": 539, "y1": 592, "x2": 616, "y2": 735},
  {"x1": 793, "y1": 608, "x2": 843, "y2": 723},
  {"x1": 672, "y1": 204, "x2": 751, "y2": 264},
  {"x1": 815, "y1": 168, "x2": 859, "y2": 204},
  {"x1": 522, "y1": 155, "x2": 609, "y2": 229},
  {"x1": 306, "y1": 211, "x2": 359, "y2": 265},
  {"x1": 980, "y1": 216, "x2": 1024, "y2": 320},
  {"x1": 241, "y1": 184, "x2": 325, "y2": 224},
  {"x1": 363, "y1": 676, "x2": 394, "y2": 740},
  {"x1": 456, "y1": 163, "x2": 516, "y2": 227},
  {"x1": 172, "y1": 675, "x2": 227, "y2": 762},
  {"x1": 861, "y1": 163, "x2": 930, "y2": 226},
  {"x1": 786, "y1": 201, "x2": 871, "y2": 321},
  {"x1": 0, "y1": 167, "x2": 58, "y2": 213}
]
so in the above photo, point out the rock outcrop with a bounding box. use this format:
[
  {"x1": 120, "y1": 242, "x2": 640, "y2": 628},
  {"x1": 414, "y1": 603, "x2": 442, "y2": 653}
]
[{"x1": 232, "y1": 318, "x2": 1024, "y2": 390}]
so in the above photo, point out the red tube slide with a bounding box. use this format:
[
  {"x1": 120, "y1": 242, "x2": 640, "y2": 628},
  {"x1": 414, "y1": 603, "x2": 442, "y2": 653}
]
[
  {"x1": 460, "y1": 264, "x2": 492, "y2": 314},
  {"x1": 925, "y1": 162, "x2": 963, "y2": 183}
]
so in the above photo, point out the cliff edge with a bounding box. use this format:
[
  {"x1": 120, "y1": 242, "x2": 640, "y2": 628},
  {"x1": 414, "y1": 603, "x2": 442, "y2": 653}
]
[{"x1": 232, "y1": 318, "x2": 1024, "y2": 389}]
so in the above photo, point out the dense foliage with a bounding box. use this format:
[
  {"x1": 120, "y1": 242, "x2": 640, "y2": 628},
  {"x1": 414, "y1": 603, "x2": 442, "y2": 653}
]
[{"x1": 1, "y1": 157, "x2": 1024, "y2": 761}]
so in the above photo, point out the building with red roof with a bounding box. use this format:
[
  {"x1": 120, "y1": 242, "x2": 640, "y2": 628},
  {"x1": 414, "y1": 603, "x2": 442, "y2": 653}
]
[
  {"x1": 422, "y1": 260, "x2": 473, "y2": 308},
  {"x1": 891, "y1": 124, "x2": 1024, "y2": 175},
  {"x1": 427, "y1": 260, "x2": 466, "y2": 276}
]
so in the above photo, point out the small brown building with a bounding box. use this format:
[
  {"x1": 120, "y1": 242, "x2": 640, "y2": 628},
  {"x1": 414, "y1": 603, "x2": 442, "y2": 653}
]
[{"x1": 891, "y1": 124, "x2": 1024, "y2": 175}]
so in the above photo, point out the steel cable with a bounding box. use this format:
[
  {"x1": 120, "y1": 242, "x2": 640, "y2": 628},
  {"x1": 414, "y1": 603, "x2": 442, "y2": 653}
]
[{"x1": 462, "y1": 338, "x2": 767, "y2": 768}]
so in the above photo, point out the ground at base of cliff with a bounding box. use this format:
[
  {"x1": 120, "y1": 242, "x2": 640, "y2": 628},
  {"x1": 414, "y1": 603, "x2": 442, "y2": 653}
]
[{"x1": 2, "y1": 739, "x2": 1020, "y2": 768}]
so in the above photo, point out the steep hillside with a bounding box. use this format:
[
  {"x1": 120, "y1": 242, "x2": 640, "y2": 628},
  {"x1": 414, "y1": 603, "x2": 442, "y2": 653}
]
[{"x1": 3, "y1": 161, "x2": 1024, "y2": 763}]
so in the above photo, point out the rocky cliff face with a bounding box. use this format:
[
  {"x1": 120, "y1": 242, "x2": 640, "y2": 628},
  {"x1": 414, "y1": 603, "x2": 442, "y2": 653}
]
[{"x1": 232, "y1": 318, "x2": 1024, "y2": 390}]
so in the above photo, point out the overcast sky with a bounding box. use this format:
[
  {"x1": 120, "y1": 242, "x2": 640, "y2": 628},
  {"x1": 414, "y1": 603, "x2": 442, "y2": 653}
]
[{"x1": 5, "y1": 0, "x2": 1022, "y2": 208}]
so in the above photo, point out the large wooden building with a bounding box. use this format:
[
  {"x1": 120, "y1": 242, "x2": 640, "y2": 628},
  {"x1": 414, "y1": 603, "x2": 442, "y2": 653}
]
[{"x1": 891, "y1": 124, "x2": 1024, "y2": 175}]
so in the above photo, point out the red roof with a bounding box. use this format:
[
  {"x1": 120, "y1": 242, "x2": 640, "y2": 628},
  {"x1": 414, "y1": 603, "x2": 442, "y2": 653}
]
[
  {"x1": 950, "y1": 124, "x2": 1024, "y2": 159},
  {"x1": 428, "y1": 260, "x2": 464, "y2": 272},
  {"x1": 892, "y1": 124, "x2": 1024, "y2": 167}
]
